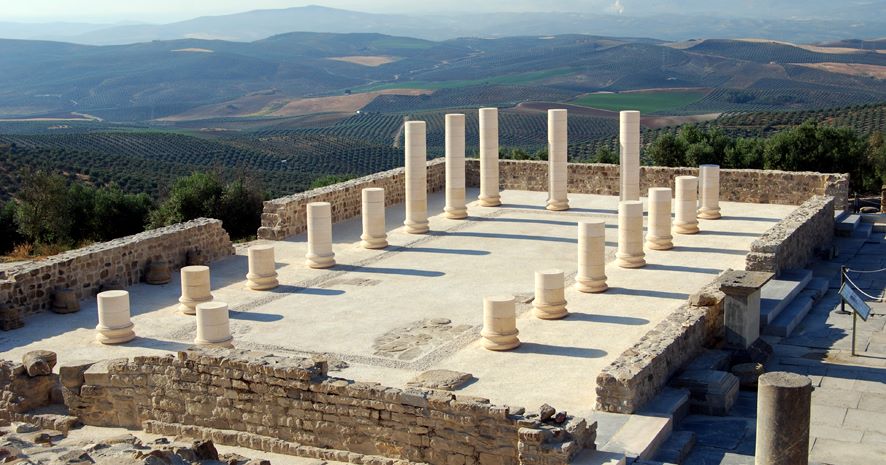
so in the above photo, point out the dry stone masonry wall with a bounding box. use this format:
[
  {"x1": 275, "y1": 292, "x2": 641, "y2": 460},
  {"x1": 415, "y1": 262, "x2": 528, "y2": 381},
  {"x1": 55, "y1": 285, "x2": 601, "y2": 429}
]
[
  {"x1": 0, "y1": 218, "x2": 233, "y2": 320},
  {"x1": 745, "y1": 196, "x2": 835, "y2": 275},
  {"x1": 62, "y1": 348, "x2": 595, "y2": 465}
]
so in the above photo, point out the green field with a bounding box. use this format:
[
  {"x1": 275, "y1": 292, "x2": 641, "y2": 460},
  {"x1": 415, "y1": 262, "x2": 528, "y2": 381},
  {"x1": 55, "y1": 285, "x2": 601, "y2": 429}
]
[{"x1": 571, "y1": 91, "x2": 709, "y2": 114}]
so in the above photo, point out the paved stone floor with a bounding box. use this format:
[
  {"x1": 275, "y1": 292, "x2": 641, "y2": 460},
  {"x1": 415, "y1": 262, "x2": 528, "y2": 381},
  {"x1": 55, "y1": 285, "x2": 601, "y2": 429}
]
[
  {"x1": 681, "y1": 230, "x2": 886, "y2": 465},
  {"x1": 0, "y1": 189, "x2": 794, "y2": 418}
]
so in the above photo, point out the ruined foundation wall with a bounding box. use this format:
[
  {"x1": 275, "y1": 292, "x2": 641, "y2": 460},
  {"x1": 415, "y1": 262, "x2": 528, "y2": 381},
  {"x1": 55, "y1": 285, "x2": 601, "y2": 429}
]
[
  {"x1": 258, "y1": 159, "x2": 446, "y2": 241},
  {"x1": 0, "y1": 218, "x2": 233, "y2": 318},
  {"x1": 745, "y1": 195, "x2": 835, "y2": 276},
  {"x1": 63, "y1": 348, "x2": 595, "y2": 465}
]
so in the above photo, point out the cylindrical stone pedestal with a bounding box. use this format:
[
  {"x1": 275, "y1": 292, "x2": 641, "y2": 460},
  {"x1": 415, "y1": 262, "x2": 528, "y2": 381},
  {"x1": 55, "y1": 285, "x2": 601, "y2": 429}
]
[
  {"x1": 361, "y1": 188, "x2": 388, "y2": 248},
  {"x1": 646, "y1": 187, "x2": 674, "y2": 250},
  {"x1": 404, "y1": 121, "x2": 429, "y2": 234},
  {"x1": 576, "y1": 220, "x2": 608, "y2": 293},
  {"x1": 674, "y1": 175, "x2": 700, "y2": 234},
  {"x1": 178, "y1": 265, "x2": 213, "y2": 315},
  {"x1": 444, "y1": 113, "x2": 468, "y2": 219},
  {"x1": 533, "y1": 269, "x2": 568, "y2": 320},
  {"x1": 52, "y1": 287, "x2": 80, "y2": 314},
  {"x1": 547, "y1": 109, "x2": 570, "y2": 211},
  {"x1": 755, "y1": 372, "x2": 812, "y2": 465},
  {"x1": 616, "y1": 200, "x2": 646, "y2": 268},
  {"x1": 478, "y1": 107, "x2": 501, "y2": 207},
  {"x1": 619, "y1": 111, "x2": 641, "y2": 201},
  {"x1": 195, "y1": 301, "x2": 233, "y2": 347},
  {"x1": 481, "y1": 295, "x2": 520, "y2": 351},
  {"x1": 246, "y1": 244, "x2": 279, "y2": 290},
  {"x1": 96, "y1": 290, "x2": 135, "y2": 344},
  {"x1": 144, "y1": 259, "x2": 171, "y2": 285},
  {"x1": 698, "y1": 164, "x2": 721, "y2": 220},
  {"x1": 306, "y1": 202, "x2": 336, "y2": 268}
]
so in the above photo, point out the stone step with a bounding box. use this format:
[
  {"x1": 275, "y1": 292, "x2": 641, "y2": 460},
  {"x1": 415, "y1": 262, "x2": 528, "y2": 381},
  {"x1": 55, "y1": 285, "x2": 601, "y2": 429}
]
[
  {"x1": 763, "y1": 289, "x2": 817, "y2": 337},
  {"x1": 683, "y1": 349, "x2": 731, "y2": 373},
  {"x1": 670, "y1": 370, "x2": 740, "y2": 416},
  {"x1": 572, "y1": 449, "x2": 627, "y2": 465},
  {"x1": 835, "y1": 212, "x2": 861, "y2": 237},
  {"x1": 860, "y1": 212, "x2": 886, "y2": 232},
  {"x1": 601, "y1": 414, "x2": 673, "y2": 462},
  {"x1": 652, "y1": 430, "x2": 697, "y2": 464},
  {"x1": 638, "y1": 387, "x2": 691, "y2": 425},
  {"x1": 805, "y1": 277, "x2": 830, "y2": 300},
  {"x1": 635, "y1": 461, "x2": 677, "y2": 465},
  {"x1": 760, "y1": 269, "x2": 812, "y2": 327},
  {"x1": 852, "y1": 222, "x2": 873, "y2": 239}
]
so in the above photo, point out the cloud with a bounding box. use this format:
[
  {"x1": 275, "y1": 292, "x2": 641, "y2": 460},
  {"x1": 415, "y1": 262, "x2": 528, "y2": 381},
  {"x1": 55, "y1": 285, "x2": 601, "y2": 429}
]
[{"x1": 609, "y1": 0, "x2": 625, "y2": 14}]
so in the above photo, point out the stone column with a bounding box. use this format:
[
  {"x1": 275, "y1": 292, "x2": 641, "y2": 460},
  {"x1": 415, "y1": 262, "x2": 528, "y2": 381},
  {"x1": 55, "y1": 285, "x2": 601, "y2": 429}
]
[
  {"x1": 619, "y1": 111, "x2": 641, "y2": 201},
  {"x1": 646, "y1": 187, "x2": 674, "y2": 250},
  {"x1": 673, "y1": 175, "x2": 700, "y2": 234},
  {"x1": 95, "y1": 290, "x2": 135, "y2": 344},
  {"x1": 698, "y1": 164, "x2": 721, "y2": 219},
  {"x1": 478, "y1": 107, "x2": 501, "y2": 207},
  {"x1": 404, "y1": 121, "x2": 429, "y2": 234},
  {"x1": 361, "y1": 187, "x2": 388, "y2": 249},
  {"x1": 547, "y1": 109, "x2": 570, "y2": 211},
  {"x1": 178, "y1": 265, "x2": 213, "y2": 315},
  {"x1": 481, "y1": 295, "x2": 520, "y2": 351},
  {"x1": 195, "y1": 301, "x2": 233, "y2": 347},
  {"x1": 444, "y1": 113, "x2": 468, "y2": 219},
  {"x1": 533, "y1": 269, "x2": 568, "y2": 319},
  {"x1": 246, "y1": 244, "x2": 279, "y2": 290},
  {"x1": 616, "y1": 200, "x2": 646, "y2": 268},
  {"x1": 719, "y1": 270, "x2": 773, "y2": 350},
  {"x1": 755, "y1": 372, "x2": 812, "y2": 465},
  {"x1": 306, "y1": 201, "x2": 336, "y2": 268},
  {"x1": 576, "y1": 220, "x2": 608, "y2": 293}
]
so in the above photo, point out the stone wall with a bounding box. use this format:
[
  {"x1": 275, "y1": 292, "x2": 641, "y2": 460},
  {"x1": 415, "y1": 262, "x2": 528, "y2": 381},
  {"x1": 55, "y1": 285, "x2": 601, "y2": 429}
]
[
  {"x1": 258, "y1": 159, "x2": 447, "y2": 241},
  {"x1": 62, "y1": 348, "x2": 595, "y2": 465},
  {"x1": 745, "y1": 196, "x2": 835, "y2": 275},
  {"x1": 0, "y1": 218, "x2": 234, "y2": 319},
  {"x1": 595, "y1": 277, "x2": 726, "y2": 414},
  {"x1": 465, "y1": 160, "x2": 849, "y2": 210}
]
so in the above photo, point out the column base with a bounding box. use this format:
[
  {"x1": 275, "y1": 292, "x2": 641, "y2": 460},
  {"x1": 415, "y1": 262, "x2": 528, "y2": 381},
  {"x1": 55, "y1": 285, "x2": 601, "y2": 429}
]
[
  {"x1": 478, "y1": 195, "x2": 501, "y2": 207},
  {"x1": 246, "y1": 273, "x2": 279, "y2": 290},
  {"x1": 481, "y1": 330, "x2": 521, "y2": 351},
  {"x1": 194, "y1": 336, "x2": 234, "y2": 348},
  {"x1": 179, "y1": 296, "x2": 213, "y2": 315},
  {"x1": 305, "y1": 254, "x2": 336, "y2": 269},
  {"x1": 575, "y1": 277, "x2": 608, "y2": 293},
  {"x1": 546, "y1": 199, "x2": 570, "y2": 211},
  {"x1": 673, "y1": 223, "x2": 700, "y2": 235},
  {"x1": 444, "y1": 206, "x2": 468, "y2": 219},
  {"x1": 646, "y1": 235, "x2": 674, "y2": 250},
  {"x1": 404, "y1": 222, "x2": 429, "y2": 234},
  {"x1": 96, "y1": 323, "x2": 135, "y2": 345},
  {"x1": 698, "y1": 208, "x2": 721, "y2": 220},
  {"x1": 360, "y1": 235, "x2": 389, "y2": 249},
  {"x1": 533, "y1": 302, "x2": 568, "y2": 320},
  {"x1": 616, "y1": 254, "x2": 646, "y2": 268}
]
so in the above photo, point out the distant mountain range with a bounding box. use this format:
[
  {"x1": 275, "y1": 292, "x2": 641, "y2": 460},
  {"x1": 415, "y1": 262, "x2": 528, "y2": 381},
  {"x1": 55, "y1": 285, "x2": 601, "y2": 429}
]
[{"x1": 2, "y1": 5, "x2": 886, "y2": 45}]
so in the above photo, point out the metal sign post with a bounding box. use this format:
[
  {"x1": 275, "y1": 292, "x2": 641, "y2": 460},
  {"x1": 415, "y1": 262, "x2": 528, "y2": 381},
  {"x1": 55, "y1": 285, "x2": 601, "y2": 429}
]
[
  {"x1": 839, "y1": 283, "x2": 872, "y2": 356},
  {"x1": 836, "y1": 266, "x2": 851, "y2": 315}
]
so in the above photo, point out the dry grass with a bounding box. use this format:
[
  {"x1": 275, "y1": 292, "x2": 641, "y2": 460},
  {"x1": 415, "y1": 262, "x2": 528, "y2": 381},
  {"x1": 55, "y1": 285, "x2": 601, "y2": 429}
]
[
  {"x1": 793, "y1": 62, "x2": 886, "y2": 79},
  {"x1": 327, "y1": 55, "x2": 399, "y2": 67},
  {"x1": 7, "y1": 243, "x2": 33, "y2": 261},
  {"x1": 266, "y1": 89, "x2": 432, "y2": 117}
]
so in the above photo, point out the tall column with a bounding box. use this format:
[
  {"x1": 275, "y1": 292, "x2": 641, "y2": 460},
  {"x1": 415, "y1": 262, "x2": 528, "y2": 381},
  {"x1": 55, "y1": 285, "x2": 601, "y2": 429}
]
[
  {"x1": 195, "y1": 301, "x2": 233, "y2": 347},
  {"x1": 755, "y1": 372, "x2": 812, "y2": 465},
  {"x1": 547, "y1": 109, "x2": 570, "y2": 211},
  {"x1": 646, "y1": 187, "x2": 674, "y2": 250},
  {"x1": 619, "y1": 110, "x2": 641, "y2": 201},
  {"x1": 404, "y1": 121, "x2": 429, "y2": 234},
  {"x1": 246, "y1": 244, "x2": 279, "y2": 290},
  {"x1": 576, "y1": 220, "x2": 608, "y2": 293},
  {"x1": 674, "y1": 175, "x2": 700, "y2": 234},
  {"x1": 179, "y1": 265, "x2": 213, "y2": 315},
  {"x1": 444, "y1": 113, "x2": 468, "y2": 219},
  {"x1": 533, "y1": 269, "x2": 568, "y2": 320},
  {"x1": 306, "y1": 201, "x2": 336, "y2": 268},
  {"x1": 361, "y1": 187, "x2": 388, "y2": 249},
  {"x1": 96, "y1": 290, "x2": 135, "y2": 344},
  {"x1": 478, "y1": 107, "x2": 501, "y2": 207},
  {"x1": 481, "y1": 295, "x2": 520, "y2": 351},
  {"x1": 698, "y1": 164, "x2": 721, "y2": 219},
  {"x1": 616, "y1": 200, "x2": 646, "y2": 268}
]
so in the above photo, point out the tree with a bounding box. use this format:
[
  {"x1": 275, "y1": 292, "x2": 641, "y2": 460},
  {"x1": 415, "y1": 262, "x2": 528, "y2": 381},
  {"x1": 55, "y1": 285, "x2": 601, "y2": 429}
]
[
  {"x1": 149, "y1": 172, "x2": 223, "y2": 227},
  {"x1": 593, "y1": 146, "x2": 618, "y2": 164},
  {"x1": 217, "y1": 178, "x2": 265, "y2": 239},
  {"x1": 93, "y1": 186, "x2": 153, "y2": 241},
  {"x1": 15, "y1": 171, "x2": 72, "y2": 245},
  {"x1": 646, "y1": 133, "x2": 686, "y2": 166},
  {"x1": 0, "y1": 201, "x2": 22, "y2": 254},
  {"x1": 725, "y1": 137, "x2": 765, "y2": 169}
]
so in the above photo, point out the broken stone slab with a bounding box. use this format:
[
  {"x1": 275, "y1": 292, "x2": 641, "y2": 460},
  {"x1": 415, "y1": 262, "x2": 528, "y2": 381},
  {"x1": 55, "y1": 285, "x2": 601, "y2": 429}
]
[
  {"x1": 406, "y1": 369, "x2": 473, "y2": 391},
  {"x1": 731, "y1": 362, "x2": 765, "y2": 390},
  {"x1": 719, "y1": 270, "x2": 774, "y2": 297},
  {"x1": 22, "y1": 350, "x2": 57, "y2": 377},
  {"x1": 58, "y1": 360, "x2": 96, "y2": 392},
  {"x1": 539, "y1": 403, "x2": 556, "y2": 422},
  {"x1": 671, "y1": 370, "x2": 740, "y2": 416}
]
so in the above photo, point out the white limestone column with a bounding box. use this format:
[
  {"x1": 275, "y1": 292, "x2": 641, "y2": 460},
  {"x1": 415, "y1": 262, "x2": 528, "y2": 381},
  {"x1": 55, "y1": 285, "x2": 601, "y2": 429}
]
[
  {"x1": 179, "y1": 265, "x2": 213, "y2": 315},
  {"x1": 616, "y1": 200, "x2": 646, "y2": 268},
  {"x1": 361, "y1": 187, "x2": 388, "y2": 249},
  {"x1": 547, "y1": 109, "x2": 570, "y2": 211},
  {"x1": 646, "y1": 187, "x2": 674, "y2": 250},
  {"x1": 306, "y1": 201, "x2": 336, "y2": 268},
  {"x1": 533, "y1": 269, "x2": 568, "y2": 320},
  {"x1": 576, "y1": 220, "x2": 608, "y2": 293},
  {"x1": 478, "y1": 107, "x2": 501, "y2": 207},
  {"x1": 619, "y1": 111, "x2": 641, "y2": 201},
  {"x1": 404, "y1": 121, "x2": 429, "y2": 234},
  {"x1": 444, "y1": 113, "x2": 468, "y2": 219},
  {"x1": 246, "y1": 244, "x2": 279, "y2": 290},
  {"x1": 698, "y1": 164, "x2": 721, "y2": 220},
  {"x1": 96, "y1": 290, "x2": 135, "y2": 344},
  {"x1": 195, "y1": 301, "x2": 233, "y2": 347},
  {"x1": 674, "y1": 175, "x2": 700, "y2": 234},
  {"x1": 481, "y1": 295, "x2": 520, "y2": 351}
]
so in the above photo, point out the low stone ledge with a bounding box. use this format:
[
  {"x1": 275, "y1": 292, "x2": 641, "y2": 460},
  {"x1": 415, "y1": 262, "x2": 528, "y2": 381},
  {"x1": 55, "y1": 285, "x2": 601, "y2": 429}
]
[{"x1": 745, "y1": 195, "x2": 835, "y2": 275}]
